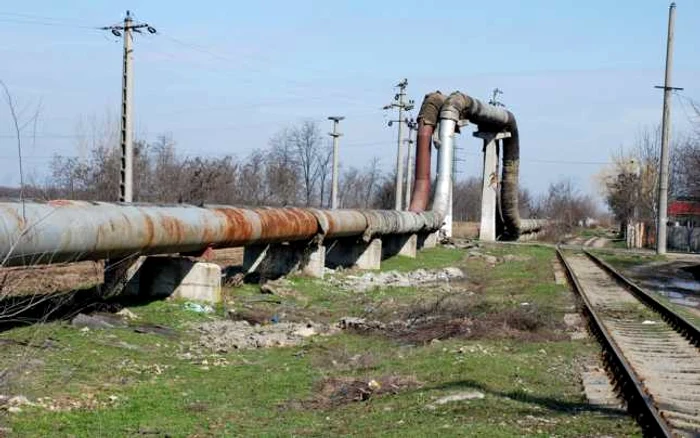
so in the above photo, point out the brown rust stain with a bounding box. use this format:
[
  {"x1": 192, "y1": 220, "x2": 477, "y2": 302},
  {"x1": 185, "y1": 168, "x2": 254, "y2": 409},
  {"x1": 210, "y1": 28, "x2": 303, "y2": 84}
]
[
  {"x1": 0, "y1": 205, "x2": 26, "y2": 230},
  {"x1": 212, "y1": 207, "x2": 255, "y2": 246},
  {"x1": 48, "y1": 199, "x2": 77, "y2": 207},
  {"x1": 143, "y1": 214, "x2": 156, "y2": 247},
  {"x1": 158, "y1": 214, "x2": 187, "y2": 244},
  {"x1": 256, "y1": 208, "x2": 317, "y2": 243}
]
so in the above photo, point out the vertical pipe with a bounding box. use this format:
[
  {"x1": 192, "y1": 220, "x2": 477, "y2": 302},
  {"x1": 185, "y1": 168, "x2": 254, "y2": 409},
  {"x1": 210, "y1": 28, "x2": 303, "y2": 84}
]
[
  {"x1": 408, "y1": 121, "x2": 434, "y2": 211},
  {"x1": 119, "y1": 11, "x2": 134, "y2": 203},
  {"x1": 404, "y1": 130, "x2": 413, "y2": 211},
  {"x1": 657, "y1": 2, "x2": 677, "y2": 254},
  {"x1": 432, "y1": 118, "x2": 456, "y2": 218}
]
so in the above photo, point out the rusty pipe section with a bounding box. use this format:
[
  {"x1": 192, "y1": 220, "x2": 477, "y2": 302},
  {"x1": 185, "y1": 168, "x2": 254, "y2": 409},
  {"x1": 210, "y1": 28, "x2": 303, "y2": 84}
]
[
  {"x1": 311, "y1": 209, "x2": 368, "y2": 239},
  {"x1": 409, "y1": 91, "x2": 446, "y2": 212},
  {"x1": 0, "y1": 201, "x2": 320, "y2": 266},
  {"x1": 0, "y1": 200, "x2": 444, "y2": 267}
]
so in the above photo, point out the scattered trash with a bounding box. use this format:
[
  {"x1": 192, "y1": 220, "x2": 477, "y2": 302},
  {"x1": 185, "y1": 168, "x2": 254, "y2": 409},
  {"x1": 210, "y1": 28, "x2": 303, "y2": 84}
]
[
  {"x1": 368, "y1": 379, "x2": 382, "y2": 391},
  {"x1": 116, "y1": 308, "x2": 139, "y2": 320},
  {"x1": 330, "y1": 267, "x2": 464, "y2": 292},
  {"x1": 194, "y1": 320, "x2": 333, "y2": 352},
  {"x1": 184, "y1": 302, "x2": 214, "y2": 314}
]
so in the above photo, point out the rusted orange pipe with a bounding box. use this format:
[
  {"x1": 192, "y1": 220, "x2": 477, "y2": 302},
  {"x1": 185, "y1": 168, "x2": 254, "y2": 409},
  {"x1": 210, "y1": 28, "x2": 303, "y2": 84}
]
[
  {"x1": 409, "y1": 120, "x2": 434, "y2": 212},
  {"x1": 409, "y1": 91, "x2": 446, "y2": 212}
]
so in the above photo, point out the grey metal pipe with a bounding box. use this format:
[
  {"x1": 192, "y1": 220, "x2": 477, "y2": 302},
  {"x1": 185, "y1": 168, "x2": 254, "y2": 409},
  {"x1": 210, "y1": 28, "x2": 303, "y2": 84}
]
[
  {"x1": 431, "y1": 114, "x2": 457, "y2": 219},
  {"x1": 0, "y1": 199, "x2": 447, "y2": 267}
]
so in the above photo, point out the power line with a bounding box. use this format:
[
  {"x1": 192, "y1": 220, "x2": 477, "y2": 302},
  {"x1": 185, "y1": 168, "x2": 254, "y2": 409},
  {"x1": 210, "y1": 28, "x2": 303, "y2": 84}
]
[{"x1": 0, "y1": 12, "x2": 97, "y2": 29}]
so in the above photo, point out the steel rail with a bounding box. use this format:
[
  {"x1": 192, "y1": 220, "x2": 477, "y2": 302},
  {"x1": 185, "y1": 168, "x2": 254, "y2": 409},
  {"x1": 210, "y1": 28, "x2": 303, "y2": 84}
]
[
  {"x1": 583, "y1": 250, "x2": 700, "y2": 346},
  {"x1": 556, "y1": 247, "x2": 674, "y2": 437}
]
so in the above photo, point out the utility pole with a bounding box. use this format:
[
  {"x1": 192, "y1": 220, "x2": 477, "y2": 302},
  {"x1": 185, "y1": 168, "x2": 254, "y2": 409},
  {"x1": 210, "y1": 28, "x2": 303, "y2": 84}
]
[
  {"x1": 655, "y1": 2, "x2": 682, "y2": 254},
  {"x1": 489, "y1": 88, "x2": 505, "y2": 107},
  {"x1": 328, "y1": 116, "x2": 344, "y2": 209},
  {"x1": 383, "y1": 79, "x2": 414, "y2": 210},
  {"x1": 101, "y1": 11, "x2": 156, "y2": 202},
  {"x1": 404, "y1": 118, "x2": 417, "y2": 210}
]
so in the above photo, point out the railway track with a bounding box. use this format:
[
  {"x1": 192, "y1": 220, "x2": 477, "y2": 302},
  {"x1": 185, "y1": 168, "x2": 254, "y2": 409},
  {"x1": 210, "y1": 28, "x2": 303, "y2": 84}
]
[{"x1": 557, "y1": 248, "x2": 700, "y2": 437}]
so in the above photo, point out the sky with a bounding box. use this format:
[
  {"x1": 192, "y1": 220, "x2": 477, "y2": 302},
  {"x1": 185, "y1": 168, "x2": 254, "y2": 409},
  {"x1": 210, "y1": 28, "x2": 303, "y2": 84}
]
[{"x1": 0, "y1": 0, "x2": 699, "y2": 203}]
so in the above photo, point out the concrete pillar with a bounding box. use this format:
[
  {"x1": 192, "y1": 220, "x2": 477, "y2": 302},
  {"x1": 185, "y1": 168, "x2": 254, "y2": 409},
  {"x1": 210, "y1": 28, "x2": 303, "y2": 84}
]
[
  {"x1": 325, "y1": 237, "x2": 382, "y2": 270},
  {"x1": 417, "y1": 232, "x2": 438, "y2": 249},
  {"x1": 381, "y1": 233, "x2": 417, "y2": 259},
  {"x1": 104, "y1": 256, "x2": 147, "y2": 297},
  {"x1": 115, "y1": 256, "x2": 222, "y2": 304},
  {"x1": 243, "y1": 241, "x2": 325, "y2": 279},
  {"x1": 474, "y1": 131, "x2": 511, "y2": 242}
]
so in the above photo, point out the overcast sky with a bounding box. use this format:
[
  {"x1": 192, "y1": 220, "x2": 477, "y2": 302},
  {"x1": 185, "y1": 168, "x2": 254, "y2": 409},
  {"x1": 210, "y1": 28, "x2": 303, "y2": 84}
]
[{"x1": 1, "y1": 0, "x2": 699, "y2": 201}]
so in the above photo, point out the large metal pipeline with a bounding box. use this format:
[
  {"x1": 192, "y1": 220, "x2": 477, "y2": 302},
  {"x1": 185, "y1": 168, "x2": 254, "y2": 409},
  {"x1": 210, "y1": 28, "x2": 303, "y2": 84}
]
[
  {"x1": 0, "y1": 87, "x2": 526, "y2": 266},
  {"x1": 409, "y1": 92, "x2": 446, "y2": 212},
  {"x1": 0, "y1": 198, "x2": 450, "y2": 267},
  {"x1": 411, "y1": 90, "x2": 521, "y2": 240}
]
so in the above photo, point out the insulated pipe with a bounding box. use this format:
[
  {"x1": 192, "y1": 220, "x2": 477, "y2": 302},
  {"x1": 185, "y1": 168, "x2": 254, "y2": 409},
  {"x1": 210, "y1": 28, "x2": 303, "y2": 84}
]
[
  {"x1": 431, "y1": 111, "x2": 458, "y2": 219},
  {"x1": 0, "y1": 201, "x2": 445, "y2": 267},
  {"x1": 409, "y1": 91, "x2": 446, "y2": 212},
  {"x1": 438, "y1": 91, "x2": 521, "y2": 240}
]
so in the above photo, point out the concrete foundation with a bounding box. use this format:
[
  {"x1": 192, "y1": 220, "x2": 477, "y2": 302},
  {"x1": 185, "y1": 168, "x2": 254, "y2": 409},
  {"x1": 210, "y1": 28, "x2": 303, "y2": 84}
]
[
  {"x1": 243, "y1": 242, "x2": 325, "y2": 279},
  {"x1": 417, "y1": 232, "x2": 438, "y2": 249},
  {"x1": 104, "y1": 256, "x2": 147, "y2": 297},
  {"x1": 325, "y1": 237, "x2": 382, "y2": 270},
  {"x1": 115, "y1": 256, "x2": 222, "y2": 303},
  {"x1": 381, "y1": 233, "x2": 417, "y2": 259}
]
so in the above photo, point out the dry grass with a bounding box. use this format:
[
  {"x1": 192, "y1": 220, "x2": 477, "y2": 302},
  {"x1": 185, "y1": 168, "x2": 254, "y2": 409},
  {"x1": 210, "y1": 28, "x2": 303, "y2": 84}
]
[
  {"x1": 0, "y1": 261, "x2": 103, "y2": 296},
  {"x1": 452, "y1": 221, "x2": 479, "y2": 239},
  {"x1": 299, "y1": 375, "x2": 421, "y2": 409},
  {"x1": 347, "y1": 293, "x2": 567, "y2": 344}
]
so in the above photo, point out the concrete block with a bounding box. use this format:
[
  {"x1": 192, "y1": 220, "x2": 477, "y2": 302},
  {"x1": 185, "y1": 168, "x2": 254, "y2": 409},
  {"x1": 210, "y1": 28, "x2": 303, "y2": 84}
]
[
  {"x1": 382, "y1": 233, "x2": 417, "y2": 259},
  {"x1": 244, "y1": 242, "x2": 324, "y2": 279},
  {"x1": 104, "y1": 256, "x2": 147, "y2": 297},
  {"x1": 325, "y1": 237, "x2": 382, "y2": 270},
  {"x1": 139, "y1": 257, "x2": 222, "y2": 303},
  {"x1": 417, "y1": 232, "x2": 438, "y2": 249}
]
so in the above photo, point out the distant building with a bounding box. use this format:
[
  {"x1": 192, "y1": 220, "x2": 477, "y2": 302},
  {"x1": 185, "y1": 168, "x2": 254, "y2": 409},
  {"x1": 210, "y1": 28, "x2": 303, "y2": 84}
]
[
  {"x1": 667, "y1": 198, "x2": 700, "y2": 253},
  {"x1": 668, "y1": 198, "x2": 700, "y2": 227}
]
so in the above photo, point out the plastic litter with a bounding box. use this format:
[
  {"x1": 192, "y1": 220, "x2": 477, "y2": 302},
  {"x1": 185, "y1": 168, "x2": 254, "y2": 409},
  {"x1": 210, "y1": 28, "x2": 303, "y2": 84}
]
[{"x1": 184, "y1": 302, "x2": 214, "y2": 313}]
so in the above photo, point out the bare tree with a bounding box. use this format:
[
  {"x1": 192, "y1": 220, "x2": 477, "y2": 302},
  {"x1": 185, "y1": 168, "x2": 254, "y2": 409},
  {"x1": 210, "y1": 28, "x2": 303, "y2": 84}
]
[
  {"x1": 267, "y1": 129, "x2": 300, "y2": 206},
  {"x1": 317, "y1": 144, "x2": 333, "y2": 208},
  {"x1": 291, "y1": 121, "x2": 323, "y2": 206}
]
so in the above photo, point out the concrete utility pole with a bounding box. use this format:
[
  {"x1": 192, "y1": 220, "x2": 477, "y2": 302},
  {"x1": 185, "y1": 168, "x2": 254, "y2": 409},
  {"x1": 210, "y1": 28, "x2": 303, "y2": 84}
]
[
  {"x1": 489, "y1": 88, "x2": 505, "y2": 107},
  {"x1": 383, "y1": 79, "x2": 414, "y2": 210},
  {"x1": 101, "y1": 11, "x2": 156, "y2": 203},
  {"x1": 328, "y1": 116, "x2": 344, "y2": 209},
  {"x1": 403, "y1": 118, "x2": 416, "y2": 211},
  {"x1": 655, "y1": 2, "x2": 682, "y2": 254}
]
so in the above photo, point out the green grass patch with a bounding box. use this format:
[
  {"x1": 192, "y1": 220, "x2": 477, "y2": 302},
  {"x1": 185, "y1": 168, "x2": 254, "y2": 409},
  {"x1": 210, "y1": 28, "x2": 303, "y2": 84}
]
[{"x1": 1, "y1": 244, "x2": 640, "y2": 437}]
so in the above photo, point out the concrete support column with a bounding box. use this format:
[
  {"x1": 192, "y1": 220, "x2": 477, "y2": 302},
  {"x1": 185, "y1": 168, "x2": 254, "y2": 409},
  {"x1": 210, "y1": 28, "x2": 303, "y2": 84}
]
[
  {"x1": 244, "y1": 241, "x2": 325, "y2": 279},
  {"x1": 474, "y1": 131, "x2": 511, "y2": 242},
  {"x1": 108, "y1": 256, "x2": 222, "y2": 303},
  {"x1": 325, "y1": 237, "x2": 382, "y2": 270},
  {"x1": 104, "y1": 256, "x2": 147, "y2": 297},
  {"x1": 381, "y1": 233, "x2": 417, "y2": 259},
  {"x1": 417, "y1": 231, "x2": 438, "y2": 249}
]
